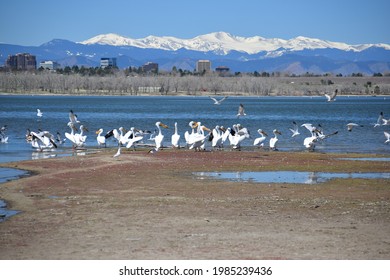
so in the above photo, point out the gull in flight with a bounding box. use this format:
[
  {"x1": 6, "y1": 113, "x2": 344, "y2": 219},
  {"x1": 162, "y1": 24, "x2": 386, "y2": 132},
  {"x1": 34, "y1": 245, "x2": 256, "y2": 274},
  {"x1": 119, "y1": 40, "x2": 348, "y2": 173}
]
[
  {"x1": 209, "y1": 96, "x2": 228, "y2": 105},
  {"x1": 37, "y1": 109, "x2": 43, "y2": 118},
  {"x1": 237, "y1": 103, "x2": 246, "y2": 118},
  {"x1": 346, "y1": 123, "x2": 363, "y2": 132},
  {"x1": 384, "y1": 131, "x2": 390, "y2": 144},
  {"x1": 68, "y1": 110, "x2": 81, "y2": 126},
  {"x1": 325, "y1": 89, "x2": 338, "y2": 102},
  {"x1": 289, "y1": 121, "x2": 300, "y2": 137}
]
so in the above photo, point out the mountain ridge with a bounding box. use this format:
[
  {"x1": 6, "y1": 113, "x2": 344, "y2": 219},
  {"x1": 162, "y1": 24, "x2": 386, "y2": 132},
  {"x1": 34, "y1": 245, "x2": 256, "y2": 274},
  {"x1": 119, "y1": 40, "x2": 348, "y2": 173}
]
[
  {"x1": 79, "y1": 32, "x2": 390, "y2": 54},
  {"x1": 1, "y1": 32, "x2": 390, "y2": 75}
]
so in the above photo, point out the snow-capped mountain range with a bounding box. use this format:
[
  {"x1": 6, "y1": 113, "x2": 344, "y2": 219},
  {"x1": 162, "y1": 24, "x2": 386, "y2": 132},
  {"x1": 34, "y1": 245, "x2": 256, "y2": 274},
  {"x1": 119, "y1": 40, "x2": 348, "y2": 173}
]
[
  {"x1": 1, "y1": 32, "x2": 390, "y2": 75},
  {"x1": 80, "y1": 32, "x2": 390, "y2": 55}
]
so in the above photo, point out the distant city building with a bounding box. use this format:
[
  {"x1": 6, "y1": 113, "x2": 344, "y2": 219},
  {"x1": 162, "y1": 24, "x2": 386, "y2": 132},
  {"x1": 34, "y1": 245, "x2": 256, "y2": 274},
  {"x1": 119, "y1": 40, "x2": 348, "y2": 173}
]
[
  {"x1": 196, "y1": 60, "x2": 211, "y2": 73},
  {"x1": 39, "y1": 60, "x2": 60, "y2": 70},
  {"x1": 215, "y1": 66, "x2": 230, "y2": 73},
  {"x1": 6, "y1": 53, "x2": 36, "y2": 70},
  {"x1": 100, "y1": 57, "x2": 117, "y2": 68},
  {"x1": 141, "y1": 62, "x2": 158, "y2": 73}
]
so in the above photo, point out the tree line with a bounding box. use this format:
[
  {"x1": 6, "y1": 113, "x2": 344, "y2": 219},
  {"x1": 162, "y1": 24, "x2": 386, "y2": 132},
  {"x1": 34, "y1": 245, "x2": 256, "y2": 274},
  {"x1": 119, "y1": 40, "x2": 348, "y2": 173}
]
[{"x1": 0, "y1": 70, "x2": 389, "y2": 96}]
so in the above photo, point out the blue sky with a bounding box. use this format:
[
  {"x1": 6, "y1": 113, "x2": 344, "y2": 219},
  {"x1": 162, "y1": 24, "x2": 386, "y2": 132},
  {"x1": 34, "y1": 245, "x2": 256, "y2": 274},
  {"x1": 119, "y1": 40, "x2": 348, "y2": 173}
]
[{"x1": 1, "y1": 0, "x2": 389, "y2": 46}]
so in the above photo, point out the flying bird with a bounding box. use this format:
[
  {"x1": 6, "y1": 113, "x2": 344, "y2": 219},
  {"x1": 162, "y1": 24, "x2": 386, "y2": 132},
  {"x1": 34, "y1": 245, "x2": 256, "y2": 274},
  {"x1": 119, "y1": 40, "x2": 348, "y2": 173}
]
[
  {"x1": 346, "y1": 123, "x2": 363, "y2": 132},
  {"x1": 289, "y1": 121, "x2": 300, "y2": 137},
  {"x1": 209, "y1": 96, "x2": 228, "y2": 105},
  {"x1": 325, "y1": 89, "x2": 338, "y2": 102},
  {"x1": 237, "y1": 103, "x2": 246, "y2": 118},
  {"x1": 384, "y1": 131, "x2": 390, "y2": 144},
  {"x1": 37, "y1": 109, "x2": 43, "y2": 118}
]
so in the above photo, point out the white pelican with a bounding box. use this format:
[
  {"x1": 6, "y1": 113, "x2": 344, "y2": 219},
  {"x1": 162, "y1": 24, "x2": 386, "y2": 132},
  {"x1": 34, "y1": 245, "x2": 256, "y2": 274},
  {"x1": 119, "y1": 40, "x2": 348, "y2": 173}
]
[
  {"x1": 26, "y1": 129, "x2": 57, "y2": 151},
  {"x1": 301, "y1": 123, "x2": 320, "y2": 150},
  {"x1": 188, "y1": 123, "x2": 210, "y2": 151},
  {"x1": 325, "y1": 89, "x2": 338, "y2": 102},
  {"x1": 37, "y1": 109, "x2": 43, "y2": 118},
  {"x1": 211, "y1": 125, "x2": 223, "y2": 150},
  {"x1": 209, "y1": 96, "x2": 228, "y2": 105},
  {"x1": 171, "y1": 122, "x2": 181, "y2": 148},
  {"x1": 74, "y1": 125, "x2": 88, "y2": 146},
  {"x1": 154, "y1": 121, "x2": 169, "y2": 151},
  {"x1": 237, "y1": 103, "x2": 246, "y2": 118},
  {"x1": 126, "y1": 127, "x2": 143, "y2": 149},
  {"x1": 65, "y1": 123, "x2": 79, "y2": 148},
  {"x1": 384, "y1": 132, "x2": 390, "y2": 144},
  {"x1": 289, "y1": 121, "x2": 300, "y2": 137},
  {"x1": 346, "y1": 123, "x2": 363, "y2": 132},
  {"x1": 269, "y1": 129, "x2": 281, "y2": 150},
  {"x1": 184, "y1": 121, "x2": 198, "y2": 146},
  {"x1": 96, "y1": 128, "x2": 107, "y2": 147},
  {"x1": 253, "y1": 129, "x2": 268, "y2": 148},
  {"x1": 229, "y1": 124, "x2": 250, "y2": 150}
]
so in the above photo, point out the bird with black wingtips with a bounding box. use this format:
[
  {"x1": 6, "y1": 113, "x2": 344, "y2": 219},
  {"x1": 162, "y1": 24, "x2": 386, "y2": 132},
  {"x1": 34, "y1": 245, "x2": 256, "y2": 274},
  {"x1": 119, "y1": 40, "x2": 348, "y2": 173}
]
[
  {"x1": 289, "y1": 121, "x2": 300, "y2": 137},
  {"x1": 209, "y1": 96, "x2": 228, "y2": 105},
  {"x1": 384, "y1": 131, "x2": 390, "y2": 144},
  {"x1": 346, "y1": 123, "x2": 363, "y2": 132},
  {"x1": 237, "y1": 103, "x2": 246, "y2": 118},
  {"x1": 325, "y1": 89, "x2": 338, "y2": 102}
]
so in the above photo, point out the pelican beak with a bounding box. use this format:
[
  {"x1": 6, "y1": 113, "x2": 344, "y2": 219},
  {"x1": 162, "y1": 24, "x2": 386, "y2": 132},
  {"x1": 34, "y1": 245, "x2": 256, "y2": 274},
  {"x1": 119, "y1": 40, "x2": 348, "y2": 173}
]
[
  {"x1": 192, "y1": 122, "x2": 199, "y2": 129},
  {"x1": 276, "y1": 130, "x2": 282, "y2": 135},
  {"x1": 263, "y1": 131, "x2": 268, "y2": 136},
  {"x1": 203, "y1": 126, "x2": 211, "y2": 132},
  {"x1": 159, "y1": 123, "x2": 169, "y2": 129},
  {"x1": 95, "y1": 130, "x2": 100, "y2": 134}
]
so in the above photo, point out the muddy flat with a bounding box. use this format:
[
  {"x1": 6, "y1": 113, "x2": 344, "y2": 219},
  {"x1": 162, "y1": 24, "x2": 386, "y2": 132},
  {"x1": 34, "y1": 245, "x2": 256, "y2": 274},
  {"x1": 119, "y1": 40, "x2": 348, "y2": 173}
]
[{"x1": 0, "y1": 149, "x2": 389, "y2": 259}]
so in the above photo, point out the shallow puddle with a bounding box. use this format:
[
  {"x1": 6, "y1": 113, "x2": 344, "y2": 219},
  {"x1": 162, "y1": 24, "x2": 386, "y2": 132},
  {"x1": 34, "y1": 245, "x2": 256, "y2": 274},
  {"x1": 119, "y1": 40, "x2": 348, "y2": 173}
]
[
  {"x1": 0, "y1": 167, "x2": 29, "y2": 184},
  {"x1": 194, "y1": 171, "x2": 390, "y2": 184},
  {"x1": 339, "y1": 157, "x2": 390, "y2": 162},
  {"x1": 0, "y1": 199, "x2": 20, "y2": 222}
]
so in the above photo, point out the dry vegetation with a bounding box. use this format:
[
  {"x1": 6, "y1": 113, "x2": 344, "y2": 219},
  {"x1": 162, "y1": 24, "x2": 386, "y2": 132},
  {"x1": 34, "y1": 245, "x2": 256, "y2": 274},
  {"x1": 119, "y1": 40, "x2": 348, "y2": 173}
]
[{"x1": 1, "y1": 72, "x2": 390, "y2": 96}]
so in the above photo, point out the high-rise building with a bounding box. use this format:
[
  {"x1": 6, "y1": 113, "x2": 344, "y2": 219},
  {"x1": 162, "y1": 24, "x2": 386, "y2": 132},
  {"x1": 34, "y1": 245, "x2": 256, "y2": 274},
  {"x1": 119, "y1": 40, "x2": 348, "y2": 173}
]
[
  {"x1": 196, "y1": 60, "x2": 211, "y2": 73},
  {"x1": 141, "y1": 62, "x2": 158, "y2": 73},
  {"x1": 6, "y1": 53, "x2": 36, "y2": 70},
  {"x1": 100, "y1": 57, "x2": 117, "y2": 68}
]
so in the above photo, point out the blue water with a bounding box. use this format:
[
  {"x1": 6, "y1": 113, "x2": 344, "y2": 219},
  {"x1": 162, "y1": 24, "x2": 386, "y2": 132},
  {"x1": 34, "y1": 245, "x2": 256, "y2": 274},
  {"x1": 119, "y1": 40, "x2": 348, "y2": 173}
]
[
  {"x1": 195, "y1": 171, "x2": 390, "y2": 184},
  {"x1": 0, "y1": 94, "x2": 389, "y2": 164}
]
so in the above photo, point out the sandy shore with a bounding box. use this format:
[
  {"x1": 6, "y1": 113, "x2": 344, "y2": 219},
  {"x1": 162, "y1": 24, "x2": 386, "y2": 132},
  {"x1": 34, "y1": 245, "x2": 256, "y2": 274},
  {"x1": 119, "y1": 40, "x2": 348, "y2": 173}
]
[{"x1": 0, "y1": 149, "x2": 389, "y2": 259}]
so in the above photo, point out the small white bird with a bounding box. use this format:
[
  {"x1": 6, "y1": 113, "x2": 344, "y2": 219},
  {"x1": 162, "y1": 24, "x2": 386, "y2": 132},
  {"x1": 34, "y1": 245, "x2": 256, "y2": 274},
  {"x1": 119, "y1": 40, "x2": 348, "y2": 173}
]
[
  {"x1": 209, "y1": 96, "x2": 228, "y2": 105},
  {"x1": 384, "y1": 131, "x2": 390, "y2": 144},
  {"x1": 37, "y1": 109, "x2": 43, "y2": 118},
  {"x1": 325, "y1": 89, "x2": 338, "y2": 102},
  {"x1": 237, "y1": 103, "x2": 246, "y2": 118},
  {"x1": 289, "y1": 121, "x2": 300, "y2": 137},
  {"x1": 346, "y1": 123, "x2": 363, "y2": 132}
]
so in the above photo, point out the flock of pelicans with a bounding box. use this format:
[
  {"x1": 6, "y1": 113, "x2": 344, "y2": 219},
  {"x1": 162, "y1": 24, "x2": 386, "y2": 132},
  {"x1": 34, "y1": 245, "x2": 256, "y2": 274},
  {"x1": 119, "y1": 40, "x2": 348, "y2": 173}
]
[{"x1": 0, "y1": 93, "x2": 389, "y2": 158}]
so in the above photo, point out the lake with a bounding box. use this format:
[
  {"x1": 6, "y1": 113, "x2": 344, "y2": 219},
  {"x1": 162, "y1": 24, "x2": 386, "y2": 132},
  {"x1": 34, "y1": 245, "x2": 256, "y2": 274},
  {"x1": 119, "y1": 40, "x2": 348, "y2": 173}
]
[{"x1": 0, "y1": 94, "x2": 389, "y2": 163}]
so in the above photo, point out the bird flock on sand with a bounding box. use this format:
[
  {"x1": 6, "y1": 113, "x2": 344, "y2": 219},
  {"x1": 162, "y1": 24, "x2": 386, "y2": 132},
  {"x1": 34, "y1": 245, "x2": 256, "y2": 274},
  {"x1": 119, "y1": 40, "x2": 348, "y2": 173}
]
[{"x1": 1, "y1": 93, "x2": 389, "y2": 157}]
